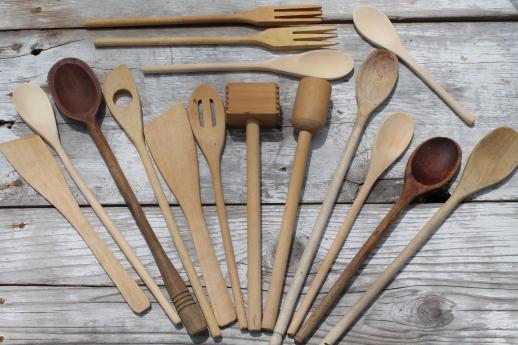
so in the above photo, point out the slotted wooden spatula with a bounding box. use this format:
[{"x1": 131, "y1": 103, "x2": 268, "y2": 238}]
[{"x1": 0, "y1": 135, "x2": 150, "y2": 313}]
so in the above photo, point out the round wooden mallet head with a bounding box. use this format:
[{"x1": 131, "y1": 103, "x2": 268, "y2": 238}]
[{"x1": 292, "y1": 77, "x2": 332, "y2": 133}]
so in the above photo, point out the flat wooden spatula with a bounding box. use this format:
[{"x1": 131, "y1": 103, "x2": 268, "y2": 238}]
[{"x1": 0, "y1": 135, "x2": 150, "y2": 313}]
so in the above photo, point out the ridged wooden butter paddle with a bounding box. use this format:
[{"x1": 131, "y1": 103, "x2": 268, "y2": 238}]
[
  {"x1": 46, "y1": 58, "x2": 205, "y2": 335},
  {"x1": 102, "y1": 65, "x2": 220, "y2": 337},
  {"x1": 322, "y1": 127, "x2": 518, "y2": 345},
  {"x1": 145, "y1": 102, "x2": 237, "y2": 328},
  {"x1": 0, "y1": 135, "x2": 150, "y2": 313},
  {"x1": 295, "y1": 137, "x2": 461, "y2": 343},
  {"x1": 283, "y1": 50, "x2": 399, "y2": 340}
]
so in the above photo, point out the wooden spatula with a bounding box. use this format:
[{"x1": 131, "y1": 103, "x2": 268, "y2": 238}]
[
  {"x1": 144, "y1": 102, "x2": 237, "y2": 327},
  {"x1": 0, "y1": 135, "x2": 150, "y2": 313}
]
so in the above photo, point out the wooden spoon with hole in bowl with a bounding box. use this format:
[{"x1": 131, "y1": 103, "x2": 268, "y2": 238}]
[
  {"x1": 295, "y1": 137, "x2": 461, "y2": 343},
  {"x1": 353, "y1": 5, "x2": 475, "y2": 125},
  {"x1": 277, "y1": 49, "x2": 399, "y2": 342},
  {"x1": 322, "y1": 127, "x2": 518, "y2": 345},
  {"x1": 47, "y1": 58, "x2": 207, "y2": 336}
]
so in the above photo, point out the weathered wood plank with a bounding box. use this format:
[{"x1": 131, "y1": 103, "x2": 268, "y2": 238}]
[
  {"x1": 0, "y1": 202, "x2": 517, "y2": 344},
  {"x1": 1, "y1": 23, "x2": 517, "y2": 205},
  {"x1": 0, "y1": 0, "x2": 517, "y2": 31}
]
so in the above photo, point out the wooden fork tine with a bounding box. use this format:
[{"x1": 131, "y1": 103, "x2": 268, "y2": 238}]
[
  {"x1": 293, "y1": 34, "x2": 337, "y2": 41},
  {"x1": 271, "y1": 18, "x2": 323, "y2": 24},
  {"x1": 291, "y1": 25, "x2": 336, "y2": 33},
  {"x1": 274, "y1": 11, "x2": 322, "y2": 18},
  {"x1": 291, "y1": 41, "x2": 337, "y2": 49},
  {"x1": 273, "y1": 5, "x2": 322, "y2": 11}
]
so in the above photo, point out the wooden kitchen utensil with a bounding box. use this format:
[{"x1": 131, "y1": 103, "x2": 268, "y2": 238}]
[
  {"x1": 102, "y1": 65, "x2": 220, "y2": 337},
  {"x1": 95, "y1": 25, "x2": 336, "y2": 51},
  {"x1": 262, "y1": 77, "x2": 331, "y2": 331},
  {"x1": 188, "y1": 85, "x2": 246, "y2": 328},
  {"x1": 84, "y1": 5, "x2": 322, "y2": 27},
  {"x1": 12, "y1": 83, "x2": 178, "y2": 322},
  {"x1": 322, "y1": 127, "x2": 518, "y2": 345},
  {"x1": 225, "y1": 82, "x2": 281, "y2": 331},
  {"x1": 353, "y1": 5, "x2": 475, "y2": 125},
  {"x1": 0, "y1": 135, "x2": 150, "y2": 313},
  {"x1": 143, "y1": 49, "x2": 354, "y2": 81},
  {"x1": 295, "y1": 137, "x2": 461, "y2": 343},
  {"x1": 282, "y1": 49, "x2": 399, "y2": 340},
  {"x1": 145, "y1": 102, "x2": 237, "y2": 327},
  {"x1": 46, "y1": 58, "x2": 206, "y2": 335},
  {"x1": 287, "y1": 112, "x2": 413, "y2": 337}
]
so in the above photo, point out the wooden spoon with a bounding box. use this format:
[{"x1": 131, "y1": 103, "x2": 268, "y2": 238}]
[
  {"x1": 142, "y1": 50, "x2": 354, "y2": 80},
  {"x1": 287, "y1": 112, "x2": 413, "y2": 337},
  {"x1": 102, "y1": 65, "x2": 220, "y2": 337},
  {"x1": 0, "y1": 135, "x2": 150, "y2": 313},
  {"x1": 295, "y1": 137, "x2": 461, "y2": 343},
  {"x1": 12, "y1": 83, "x2": 169, "y2": 317},
  {"x1": 46, "y1": 58, "x2": 206, "y2": 335},
  {"x1": 353, "y1": 5, "x2": 475, "y2": 125},
  {"x1": 145, "y1": 102, "x2": 237, "y2": 327},
  {"x1": 187, "y1": 84, "x2": 247, "y2": 328},
  {"x1": 322, "y1": 127, "x2": 518, "y2": 345},
  {"x1": 279, "y1": 49, "x2": 399, "y2": 341}
]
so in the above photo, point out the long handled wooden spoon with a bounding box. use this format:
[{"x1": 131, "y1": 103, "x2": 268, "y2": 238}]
[
  {"x1": 142, "y1": 50, "x2": 354, "y2": 81},
  {"x1": 46, "y1": 58, "x2": 206, "y2": 335},
  {"x1": 321, "y1": 127, "x2": 518, "y2": 345},
  {"x1": 276, "y1": 49, "x2": 399, "y2": 341},
  {"x1": 295, "y1": 137, "x2": 461, "y2": 343},
  {"x1": 145, "y1": 102, "x2": 237, "y2": 327},
  {"x1": 287, "y1": 112, "x2": 413, "y2": 338},
  {"x1": 262, "y1": 77, "x2": 332, "y2": 331},
  {"x1": 12, "y1": 83, "x2": 171, "y2": 318},
  {"x1": 0, "y1": 135, "x2": 150, "y2": 313},
  {"x1": 353, "y1": 5, "x2": 475, "y2": 125},
  {"x1": 102, "y1": 65, "x2": 220, "y2": 337},
  {"x1": 188, "y1": 85, "x2": 247, "y2": 329}
]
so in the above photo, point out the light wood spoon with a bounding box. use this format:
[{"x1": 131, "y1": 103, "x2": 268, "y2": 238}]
[
  {"x1": 288, "y1": 112, "x2": 413, "y2": 337},
  {"x1": 322, "y1": 127, "x2": 518, "y2": 345},
  {"x1": 353, "y1": 5, "x2": 475, "y2": 125},
  {"x1": 0, "y1": 135, "x2": 150, "y2": 313},
  {"x1": 278, "y1": 49, "x2": 399, "y2": 341},
  {"x1": 145, "y1": 102, "x2": 237, "y2": 327},
  {"x1": 46, "y1": 58, "x2": 205, "y2": 335},
  {"x1": 188, "y1": 85, "x2": 247, "y2": 329},
  {"x1": 142, "y1": 50, "x2": 354, "y2": 80},
  {"x1": 12, "y1": 83, "x2": 169, "y2": 317},
  {"x1": 295, "y1": 137, "x2": 461, "y2": 343},
  {"x1": 102, "y1": 65, "x2": 220, "y2": 337}
]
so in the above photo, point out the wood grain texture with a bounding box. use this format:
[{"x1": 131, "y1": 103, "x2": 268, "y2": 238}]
[
  {"x1": 0, "y1": 0, "x2": 517, "y2": 30},
  {"x1": 0, "y1": 202, "x2": 517, "y2": 344},
  {"x1": 1, "y1": 23, "x2": 518, "y2": 205}
]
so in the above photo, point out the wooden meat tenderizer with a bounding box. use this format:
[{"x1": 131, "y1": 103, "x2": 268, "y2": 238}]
[
  {"x1": 262, "y1": 77, "x2": 331, "y2": 331},
  {"x1": 225, "y1": 82, "x2": 281, "y2": 331}
]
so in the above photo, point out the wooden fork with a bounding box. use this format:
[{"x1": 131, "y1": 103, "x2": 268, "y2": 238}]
[
  {"x1": 95, "y1": 25, "x2": 337, "y2": 50},
  {"x1": 84, "y1": 5, "x2": 322, "y2": 27}
]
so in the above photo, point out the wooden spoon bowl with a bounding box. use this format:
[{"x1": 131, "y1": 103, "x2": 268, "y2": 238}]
[{"x1": 48, "y1": 58, "x2": 102, "y2": 124}]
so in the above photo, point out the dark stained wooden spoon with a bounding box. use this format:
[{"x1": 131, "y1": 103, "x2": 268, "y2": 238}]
[
  {"x1": 294, "y1": 137, "x2": 462, "y2": 343},
  {"x1": 47, "y1": 58, "x2": 207, "y2": 336}
]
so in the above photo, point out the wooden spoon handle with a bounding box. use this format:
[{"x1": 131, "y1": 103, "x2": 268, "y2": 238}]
[
  {"x1": 262, "y1": 130, "x2": 313, "y2": 331},
  {"x1": 183, "y1": 205, "x2": 237, "y2": 327},
  {"x1": 288, "y1": 176, "x2": 374, "y2": 334},
  {"x1": 85, "y1": 13, "x2": 244, "y2": 28},
  {"x1": 95, "y1": 35, "x2": 255, "y2": 47},
  {"x1": 283, "y1": 118, "x2": 366, "y2": 338},
  {"x1": 295, "y1": 196, "x2": 411, "y2": 343},
  {"x1": 211, "y1": 165, "x2": 248, "y2": 329},
  {"x1": 136, "y1": 143, "x2": 220, "y2": 337},
  {"x1": 400, "y1": 53, "x2": 475, "y2": 125},
  {"x1": 87, "y1": 124, "x2": 205, "y2": 335},
  {"x1": 246, "y1": 119, "x2": 262, "y2": 331},
  {"x1": 321, "y1": 196, "x2": 460, "y2": 345}
]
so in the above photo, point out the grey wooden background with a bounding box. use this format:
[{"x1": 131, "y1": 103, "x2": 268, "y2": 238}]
[{"x1": 0, "y1": 1, "x2": 517, "y2": 344}]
